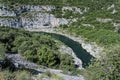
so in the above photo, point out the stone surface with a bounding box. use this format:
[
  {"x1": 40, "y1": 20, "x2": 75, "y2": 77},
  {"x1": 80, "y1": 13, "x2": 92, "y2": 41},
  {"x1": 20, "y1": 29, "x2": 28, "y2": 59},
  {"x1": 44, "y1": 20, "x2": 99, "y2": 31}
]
[
  {"x1": 0, "y1": 18, "x2": 22, "y2": 28},
  {"x1": 4, "y1": 54, "x2": 39, "y2": 70},
  {"x1": 62, "y1": 6, "x2": 88, "y2": 14},
  {"x1": 0, "y1": 4, "x2": 16, "y2": 16},
  {"x1": 96, "y1": 18, "x2": 113, "y2": 23},
  {"x1": 107, "y1": 4, "x2": 117, "y2": 14},
  {"x1": 0, "y1": 3, "x2": 87, "y2": 29},
  {"x1": 59, "y1": 45, "x2": 83, "y2": 69},
  {"x1": 0, "y1": 3, "x2": 70, "y2": 28}
]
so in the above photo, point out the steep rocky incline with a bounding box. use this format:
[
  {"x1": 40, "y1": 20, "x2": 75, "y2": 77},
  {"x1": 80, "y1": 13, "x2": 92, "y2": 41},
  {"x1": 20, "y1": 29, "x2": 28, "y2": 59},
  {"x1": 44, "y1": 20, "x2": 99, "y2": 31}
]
[
  {"x1": 4, "y1": 54, "x2": 39, "y2": 71},
  {"x1": 0, "y1": 4, "x2": 68, "y2": 28},
  {"x1": 0, "y1": 3, "x2": 86, "y2": 29}
]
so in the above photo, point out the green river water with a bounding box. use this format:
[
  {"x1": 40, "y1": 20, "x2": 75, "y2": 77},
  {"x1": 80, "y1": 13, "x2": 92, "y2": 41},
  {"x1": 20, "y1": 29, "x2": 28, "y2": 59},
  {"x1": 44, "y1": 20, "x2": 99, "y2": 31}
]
[{"x1": 38, "y1": 32, "x2": 94, "y2": 68}]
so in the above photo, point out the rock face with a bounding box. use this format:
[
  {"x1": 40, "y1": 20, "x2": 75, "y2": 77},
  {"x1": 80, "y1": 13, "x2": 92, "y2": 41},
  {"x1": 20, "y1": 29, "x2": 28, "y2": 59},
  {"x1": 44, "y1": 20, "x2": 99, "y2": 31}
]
[
  {"x1": 4, "y1": 54, "x2": 39, "y2": 70},
  {"x1": 0, "y1": 14, "x2": 69, "y2": 29},
  {"x1": 107, "y1": 4, "x2": 117, "y2": 14},
  {"x1": 0, "y1": 9, "x2": 16, "y2": 17},
  {"x1": 0, "y1": 3, "x2": 88, "y2": 29},
  {"x1": 62, "y1": 6, "x2": 88, "y2": 14},
  {"x1": 96, "y1": 18, "x2": 113, "y2": 23},
  {"x1": 0, "y1": 4, "x2": 16, "y2": 16},
  {"x1": 20, "y1": 13, "x2": 69, "y2": 29},
  {"x1": 0, "y1": 4, "x2": 54, "y2": 16},
  {"x1": 0, "y1": 4, "x2": 72, "y2": 29},
  {"x1": 0, "y1": 18, "x2": 22, "y2": 28}
]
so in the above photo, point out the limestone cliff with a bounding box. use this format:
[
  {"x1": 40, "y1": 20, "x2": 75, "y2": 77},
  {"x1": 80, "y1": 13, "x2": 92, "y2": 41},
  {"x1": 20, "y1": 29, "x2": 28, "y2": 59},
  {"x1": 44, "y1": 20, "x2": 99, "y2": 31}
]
[
  {"x1": 0, "y1": 4, "x2": 69, "y2": 29},
  {"x1": 0, "y1": 3, "x2": 88, "y2": 29}
]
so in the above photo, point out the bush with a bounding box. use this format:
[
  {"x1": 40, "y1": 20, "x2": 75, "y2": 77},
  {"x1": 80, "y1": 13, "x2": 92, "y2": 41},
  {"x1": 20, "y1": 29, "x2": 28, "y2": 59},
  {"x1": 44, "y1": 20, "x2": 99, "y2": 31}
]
[
  {"x1": 15, "y1": 71, "x2": 31, "y2": 80},
  {"x1": 0, "y1": 27, "x2": 75, "y2": 71},
  {"x1": 0, "y1": 43, "x2": 6, "y2": 60},
  {"x1": 0, "y1": 70, "x2": 15, "y2": 80},
  {"x1": 85, "y1": 46, "x2": 120, "y2": 80}
]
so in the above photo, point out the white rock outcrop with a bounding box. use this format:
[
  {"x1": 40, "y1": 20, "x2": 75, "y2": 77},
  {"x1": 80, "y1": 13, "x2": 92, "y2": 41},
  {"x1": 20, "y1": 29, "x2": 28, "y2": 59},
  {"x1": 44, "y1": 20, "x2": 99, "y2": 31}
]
[
  {"x1": 107, "y1": 4, "x2": 117, "y2": 14},
  {"x1": 62, "y1": 6, "x2": 88, "y2": 14},
  {"x1": 107, "y1": 4, "x2": 115, "y2": 10},
  {"x1": 0, "y1": 4, "x2": 16, "y2": 16},
  {"x1": 96, "y1": 18, "x2": 113, "y2": 23},
  {"x1": 0, "y1": 18, "x2": 22, "y2": 28},
  {"x1": 0, "y1": 9, "x2": 16, "y2": 16},
  {"x1": 0, "y1": 4, "x2": 69, "y2": 29},
  {"x1": 0, "y1": 13, "x2": 69, "y2": 29},
  {"x1": 20, "y1": 13, "x2": 69, "y2": 29}
]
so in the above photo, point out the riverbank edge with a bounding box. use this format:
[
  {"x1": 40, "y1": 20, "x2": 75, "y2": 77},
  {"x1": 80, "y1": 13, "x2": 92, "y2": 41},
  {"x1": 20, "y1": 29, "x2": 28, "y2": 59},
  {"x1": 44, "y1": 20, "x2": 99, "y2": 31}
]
[{"x1": 27, "y1": 28, "x2": 103, "y2": 59}]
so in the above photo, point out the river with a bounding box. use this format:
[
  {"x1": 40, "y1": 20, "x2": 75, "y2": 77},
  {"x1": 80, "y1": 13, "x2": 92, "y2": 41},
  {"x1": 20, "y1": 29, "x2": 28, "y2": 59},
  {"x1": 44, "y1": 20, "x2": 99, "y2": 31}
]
[{"x1": 38, "y1": 32, "x2": 94, "y2": 68}]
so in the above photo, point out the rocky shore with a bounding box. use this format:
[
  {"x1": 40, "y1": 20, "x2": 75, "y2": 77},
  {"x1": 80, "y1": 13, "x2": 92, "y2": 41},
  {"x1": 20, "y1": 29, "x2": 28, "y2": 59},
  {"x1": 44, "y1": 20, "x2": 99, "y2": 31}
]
[{"x1": 28, "y1": 28, "x2": 103, "y2": 59}]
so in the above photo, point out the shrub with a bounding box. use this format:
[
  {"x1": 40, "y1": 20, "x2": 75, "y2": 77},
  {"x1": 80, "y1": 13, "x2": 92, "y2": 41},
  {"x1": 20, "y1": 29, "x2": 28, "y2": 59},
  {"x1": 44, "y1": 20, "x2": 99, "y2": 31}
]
[
  {"x1": 15, "y1": 71, "x2": 31, "y2": 80},
  {"x1": 85, "y1": 46, "x2": 120, "y2": 80},
  {"x1": 0, "y1": 70, "x2": 15, "y2": 80}
]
